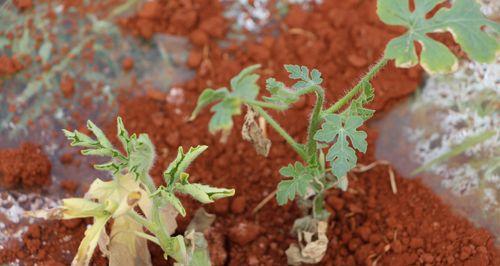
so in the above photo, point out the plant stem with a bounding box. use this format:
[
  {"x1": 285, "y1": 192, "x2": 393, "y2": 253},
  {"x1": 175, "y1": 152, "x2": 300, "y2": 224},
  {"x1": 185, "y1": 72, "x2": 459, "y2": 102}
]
[
  {"x1": 245, "y1": 99, "x2": 288, "y2": 110},
  {"x1": 252, "y1": 105, "x2": 308, "y2": 160},
  {"x1": 323, "y1": 57, "x2": 388, "y2": 115},
  {"x1": 140, "y1": 174, "x2": 179, "y2": 258},
  {"x1": 305, "y1": 86, "x2": 325, "y2": 160},
  {"x1": 127, "y1": 210, "x2": 157, "y2": 232}
]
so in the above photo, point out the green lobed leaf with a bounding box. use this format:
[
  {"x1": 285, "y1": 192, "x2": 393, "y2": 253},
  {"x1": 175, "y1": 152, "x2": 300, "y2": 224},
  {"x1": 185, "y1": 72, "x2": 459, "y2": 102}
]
[
  {"x1": 190, "y1": 88, "x2": 229, "y2": 120},
  {"x1": 377, "y1": 0, "x2": 500, "y2": 73},
  {"x1": 314, "y1": 114, "x2": 367, "y2": 179},
  {"x1": 208, "y1": 98, "x2": 240, "y2": 136},
  {"x1": 191, "y1": 65, "x2": 262, "y2": 139},
  {"x1": 230, "y1": 64, "x2": 261, "y2": 100},
  {"x1": 284, "y1": 64, "x2": 323, "y2": 89},
  {"x1": 276, "y1": 162, "x2": 315, "y2": 205}
]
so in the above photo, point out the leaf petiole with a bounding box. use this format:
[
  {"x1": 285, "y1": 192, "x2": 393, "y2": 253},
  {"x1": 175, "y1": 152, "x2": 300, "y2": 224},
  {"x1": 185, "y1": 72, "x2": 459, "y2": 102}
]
[
  {"x1": 252, "y1": 105, "x2": 308, "y2": 160},
  {"x1": 245, "y1": 99, "x2": 288, "y2": 110},
  {"x1": 323, "y1": 57, "x2": 388, "y2": 115}
]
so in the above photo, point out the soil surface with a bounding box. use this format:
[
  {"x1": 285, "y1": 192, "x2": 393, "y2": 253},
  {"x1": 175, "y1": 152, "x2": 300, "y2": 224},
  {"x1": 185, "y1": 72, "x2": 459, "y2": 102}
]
[
  {"x1": 0, "y1": 0, "x2": 498, "y2": 265},
  {"x1": 0, "y1": 143, "x2": 51, "y2": 189}
]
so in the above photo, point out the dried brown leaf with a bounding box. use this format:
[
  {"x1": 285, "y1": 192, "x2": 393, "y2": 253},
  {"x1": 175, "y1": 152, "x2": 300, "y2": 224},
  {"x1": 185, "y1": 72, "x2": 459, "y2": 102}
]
[{"x1": 242, "y1": 105, "x2": 271, "y2": 156}]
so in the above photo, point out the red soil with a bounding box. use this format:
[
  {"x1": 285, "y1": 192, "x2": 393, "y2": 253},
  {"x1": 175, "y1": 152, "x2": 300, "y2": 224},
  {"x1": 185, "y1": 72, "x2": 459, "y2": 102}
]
[
  {"x1": 0, "y1": 0, "x2": 498, "y2": 265},
  {"x1": 0, "y1": 55, "x2": 24, "y2": 77},
  {"x1": 0, "y1": 143, "x2": 51, "y2": 189}
]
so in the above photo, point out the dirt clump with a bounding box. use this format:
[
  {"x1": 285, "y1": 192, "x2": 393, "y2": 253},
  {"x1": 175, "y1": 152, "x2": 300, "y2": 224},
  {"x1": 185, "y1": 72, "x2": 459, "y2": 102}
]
[
  {"x1": 13, "y1": 0, "x2": 33, "y2": 11},
  {"x1": 0, "y1": 143, "x2": 51, "y2": 189},
  {"x1": 121, "y1": 0, "x2": 228, "y2": 40},
  {"x1": 0, "y1": 55, "x2": 24, "y2": 76}
]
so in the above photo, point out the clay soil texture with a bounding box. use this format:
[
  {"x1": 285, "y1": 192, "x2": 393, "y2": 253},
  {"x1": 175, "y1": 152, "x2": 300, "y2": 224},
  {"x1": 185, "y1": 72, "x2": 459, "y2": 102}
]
[{"x1": 0, "y1": 0, "x2": 498, "y2": 265}]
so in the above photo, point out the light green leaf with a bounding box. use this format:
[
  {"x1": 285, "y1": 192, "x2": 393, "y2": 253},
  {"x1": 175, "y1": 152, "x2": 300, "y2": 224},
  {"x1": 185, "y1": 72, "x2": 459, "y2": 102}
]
[
  {"x1": 230, "y1": 64, "x2": 261, "y2": 100},
  {"x1": 276, "y1": 162, "x2": 315, "y2": 205},
  {"x1": 176, "y1": 183, "x2": 235, "y2": 204},
  {"x1": 208, "y1": 98, "x2": 240, "y2": 136},
  {"x1": 190, "y1": 88, "x2": 229, "y2": 120},
  {"x1": 63, "y1": 129, "x2": 98, "y2": 147},
  {"x1": 192, "y1": 65, "x2": 262, "y2": 139},
  {"x1": 116, "y1": 117, "x2": 131, "y2": 154},
  {"x1": 378, "y1": 0, "x2": 500, "y2": 73},
  {"x1": 160, "y1": 190, "x2": 186, "y2": 217},
  {"x1": 314, "y1": 114, "x2": 367, "y2": 179},
  {"x1": 284, "y1": 64, "x2": 323, "y2": 89},
  {"x1": 344, "y1": 82, "x2": 375, "y2": 121},
  {"x1": 86, "y1": 120, "x2": 113, "y2": 149},
  {"x1": 263, "y1": 77, "x2": 299, "y2": 106},
  {"x1": 128, "y1": 134, "x2": 155, "y2": 179},
  {"x1": 164, "y1": 145, "x2": 208, "y2": 186}
]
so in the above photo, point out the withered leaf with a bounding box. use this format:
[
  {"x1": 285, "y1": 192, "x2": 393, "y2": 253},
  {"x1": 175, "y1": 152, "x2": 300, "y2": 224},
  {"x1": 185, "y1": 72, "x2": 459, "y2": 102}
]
[{"x1": 242, "y1": 105, "x2": 271, "y2": 157}]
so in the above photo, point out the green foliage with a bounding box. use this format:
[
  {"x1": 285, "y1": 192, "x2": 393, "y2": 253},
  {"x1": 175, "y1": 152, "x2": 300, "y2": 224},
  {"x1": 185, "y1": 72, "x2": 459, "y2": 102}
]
[
  {"x1": 164, "y1": 146, "x2": 208, "y2": 187},
  {"x1": 157, "y1": 145, "x2": 235, "y2": 216},
  {"x1": 276, "y1": 162, "x2": 316, "y2": 205},
  {"x1": 263, "y1": 78, "x2": 300, "y2": 106},
  {"x1": 343, "y1": 82, "x2": 375, "y2": 121},
  {"x1": 314, "y1": 114, "x2": 367, "y2": 179},
  {"x1": 63, "y1": 117, "x2": 155, "y2": 180},
  {"x1": 377, "y1": 0, "x2": 500, "y2": 73},
  {"x1": 191, "y1": 65, "x2": 262, "y2": 138},
  {"x1": 284, "y1": 65, "x2": 323, "y2": 89}
]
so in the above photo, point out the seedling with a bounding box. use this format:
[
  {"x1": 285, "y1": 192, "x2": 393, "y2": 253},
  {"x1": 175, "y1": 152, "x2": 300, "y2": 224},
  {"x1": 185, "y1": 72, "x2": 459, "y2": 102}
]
[
  {"x1": 191, "y1": 0, "x2": 498, "y2": 263},
  {"x1": 29, "y1": 117, "x2": 234, "y2": 266}
]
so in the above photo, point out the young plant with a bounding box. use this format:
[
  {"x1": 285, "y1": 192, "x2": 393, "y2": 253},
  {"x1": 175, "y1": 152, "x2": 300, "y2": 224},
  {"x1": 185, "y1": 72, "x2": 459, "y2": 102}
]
[
  {"x1": 28, "y1": 117, "x2": 234, "y2": 266},
  {"x1": 191, "y1": 0, "x2": 498, "y2": 263}
]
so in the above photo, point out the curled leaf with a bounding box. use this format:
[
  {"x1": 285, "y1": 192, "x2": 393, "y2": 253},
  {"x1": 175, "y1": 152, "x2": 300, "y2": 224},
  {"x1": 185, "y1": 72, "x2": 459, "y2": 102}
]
[
  {"x1": 72, "y1": 216, "x2": 111, "y2": 266},
  {"x1": 176, "y1": 183, "x2": 235, "y2": 204},
  {"x1": 242, "y1": 105, "x2": 271, "y2": 157},
  {"x1": 182, "y1": 208, "x2": 216, "y2": 266},
  {"x1": 108, "y1": 216, "x2": 152, "y2": 266},
  {"x1": 286, "y1": 217, "x2": 328, "y2": 265},
  {"x1": 186, "y1": 208, "x2": 216, "y2": 233},
  {"x1": 27, "y1": 198, "x2": 106, "y2": 220},
  {"x1": 164, "y1": 145, "x2": 208, "y2": 186}
]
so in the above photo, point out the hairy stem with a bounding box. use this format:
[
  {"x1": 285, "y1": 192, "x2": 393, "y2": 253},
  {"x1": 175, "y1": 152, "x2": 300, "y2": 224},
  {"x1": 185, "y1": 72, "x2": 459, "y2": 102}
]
[
  {"x1": 305, "y1": 86, "x2": 325, "y2": 161},
  {"x1": 140, "y1": 174, "x2": 178, "y2": 257},
  {"x1": 323, "y1": 57, "x2": 388, "y2": 115},
  {"x1": 252, "y1": 105, "x2": 308, "y2": 160}
]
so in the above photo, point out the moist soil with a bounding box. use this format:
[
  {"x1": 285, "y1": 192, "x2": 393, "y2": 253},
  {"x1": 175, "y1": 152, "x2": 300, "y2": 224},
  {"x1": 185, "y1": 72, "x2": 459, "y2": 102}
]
[{"x1": 1, "y1": 0, "x2": 499, "y2": 265}]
